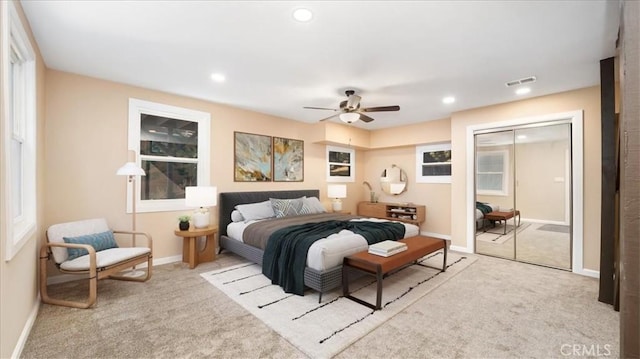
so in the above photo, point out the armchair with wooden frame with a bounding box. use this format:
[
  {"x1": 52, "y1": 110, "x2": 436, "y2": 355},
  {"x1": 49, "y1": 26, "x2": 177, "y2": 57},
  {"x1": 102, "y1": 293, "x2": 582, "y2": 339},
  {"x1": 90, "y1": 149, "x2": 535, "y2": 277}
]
[{"x1": 39, "y1": 218, "x2": 153, "y2": 309}]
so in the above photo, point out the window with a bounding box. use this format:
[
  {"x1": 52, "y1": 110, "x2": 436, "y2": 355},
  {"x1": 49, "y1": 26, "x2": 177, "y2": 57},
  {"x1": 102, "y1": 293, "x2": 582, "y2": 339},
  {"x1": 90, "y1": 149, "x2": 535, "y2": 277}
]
[
  {"x1": 128, "y1": 99, "x2": 210, "y2": 212},
  {"x1": 3, "y1": 1, "x2": 37, "y2": 260},
  {"x1": 476, "y1": 150, "x2": 509, "y2": 195},
  {"x1": 326, "y1": 145, "x2": 354, "y2": 182},
  {"x1": 416, "y1": 143, "x2": 451, "y2": 183}
]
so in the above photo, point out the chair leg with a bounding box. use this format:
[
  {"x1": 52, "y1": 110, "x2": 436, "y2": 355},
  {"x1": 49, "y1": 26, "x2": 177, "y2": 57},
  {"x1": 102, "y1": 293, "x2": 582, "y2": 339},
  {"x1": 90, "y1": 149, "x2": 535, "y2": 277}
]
[
  {"x1": 108, "y1": 255, "x2": 153, "y2": 282},
  {"x1": 39, "y1": 246, "x2": 97, "y2": 309}
]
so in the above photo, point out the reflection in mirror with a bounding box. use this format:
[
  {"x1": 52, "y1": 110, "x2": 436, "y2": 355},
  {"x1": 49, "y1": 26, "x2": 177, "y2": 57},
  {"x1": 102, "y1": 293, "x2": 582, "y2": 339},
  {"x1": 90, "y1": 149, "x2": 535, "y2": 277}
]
[
  {"x1": 474, "y1": 124, "x2": 572, "y2": 270},
  {"x1": 475, "y1": 131, "x2": 515, "y2": 260},
  {"x1": 381, "y1": 165, "x2": 407, "y2": 195}
]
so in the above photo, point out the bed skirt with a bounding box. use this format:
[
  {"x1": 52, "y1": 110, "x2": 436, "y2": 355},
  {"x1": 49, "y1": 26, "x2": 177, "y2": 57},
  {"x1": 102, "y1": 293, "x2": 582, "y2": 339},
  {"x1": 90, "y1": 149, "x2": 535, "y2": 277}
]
[{"x1": 219, "y1": 235, "x2": 345, "y2": 301}]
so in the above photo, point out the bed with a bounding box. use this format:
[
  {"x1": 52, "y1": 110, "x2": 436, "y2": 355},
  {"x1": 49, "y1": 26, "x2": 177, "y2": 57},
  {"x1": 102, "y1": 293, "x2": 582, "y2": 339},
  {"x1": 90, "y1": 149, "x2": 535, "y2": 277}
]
[
  {"x1": 218, "y1": 189, "x2": 419, "y2": 302},
  {"x1": 476, "y1": 201, "x2": 499, "y2": 230}
]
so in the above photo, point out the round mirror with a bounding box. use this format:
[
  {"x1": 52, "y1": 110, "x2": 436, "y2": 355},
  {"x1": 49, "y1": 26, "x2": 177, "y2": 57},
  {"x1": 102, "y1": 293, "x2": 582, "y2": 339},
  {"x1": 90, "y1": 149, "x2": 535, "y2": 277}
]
[{"x1": 380, "y1": 165, "x2": 407, "y2": 195}]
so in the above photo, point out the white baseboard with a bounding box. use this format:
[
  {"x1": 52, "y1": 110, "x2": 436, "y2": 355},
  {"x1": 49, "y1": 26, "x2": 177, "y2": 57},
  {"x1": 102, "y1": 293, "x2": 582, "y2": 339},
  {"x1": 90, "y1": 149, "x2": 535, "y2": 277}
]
[
  {"x1": 47, "y1": 254, "x2": 183, "y2": 285},
  {"x1": 449, "y1": 245, "x2": 473, "y2": 253},
  {"x1": 12, "y1": 297, "x2": 40, "y2": 359},
  {"x1": 420, "y1": 231, "x2": 451, "y2": 240},
  {"x1": 149, "y1": 255, "x2": 182, "y2": 267},
  {"x1": 574, "y1": 267, "x2": 600, "y2": 278}
]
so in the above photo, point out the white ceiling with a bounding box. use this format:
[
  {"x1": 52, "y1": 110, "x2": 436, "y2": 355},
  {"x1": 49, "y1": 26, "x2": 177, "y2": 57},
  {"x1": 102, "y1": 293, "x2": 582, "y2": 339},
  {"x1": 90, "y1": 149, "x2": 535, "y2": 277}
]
[{"x1": 21, "y1": 1, "x2": 620, "y2": 130}]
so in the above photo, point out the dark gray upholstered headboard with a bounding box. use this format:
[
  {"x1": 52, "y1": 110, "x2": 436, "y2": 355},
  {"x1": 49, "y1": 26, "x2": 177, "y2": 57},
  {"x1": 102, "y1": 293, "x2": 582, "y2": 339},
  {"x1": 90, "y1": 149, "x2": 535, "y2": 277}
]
[{"x1": 218, "y1": 189, "x2": 320, "y2": 237}]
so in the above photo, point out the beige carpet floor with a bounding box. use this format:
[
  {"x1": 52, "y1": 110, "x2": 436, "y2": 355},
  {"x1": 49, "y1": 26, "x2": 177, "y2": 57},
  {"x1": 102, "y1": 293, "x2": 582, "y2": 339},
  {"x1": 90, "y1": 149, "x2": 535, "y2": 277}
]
[
  {"x1": 476, "y1": 222, "x2": 572, "y2": 270},
  {"x1": 22, "y1": 252, "x2": 618, "y2": 359}
]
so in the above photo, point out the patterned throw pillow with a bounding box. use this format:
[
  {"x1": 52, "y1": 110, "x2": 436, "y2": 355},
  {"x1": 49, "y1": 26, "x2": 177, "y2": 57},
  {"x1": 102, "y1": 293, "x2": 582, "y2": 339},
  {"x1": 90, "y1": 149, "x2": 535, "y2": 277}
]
[
  {"x1": 301, "y1": 196, "x2": 327, "y2": 214},
  {"x1": 63, "y1": 230, "x2": 119, "y2": 260},
  {"x1": 270, "y1": 197, "x2": 306, "y2": 218}
]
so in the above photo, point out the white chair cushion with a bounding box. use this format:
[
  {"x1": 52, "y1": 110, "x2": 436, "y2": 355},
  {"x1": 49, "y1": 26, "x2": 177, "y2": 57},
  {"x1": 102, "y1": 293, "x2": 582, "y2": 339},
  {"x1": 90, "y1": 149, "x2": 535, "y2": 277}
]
[
  {"x1": 47, "y1": 218, "x2": 110, "y2": 264},
  {"x1": 59, "y1": 247, "x2": 151, "y2": 271}
]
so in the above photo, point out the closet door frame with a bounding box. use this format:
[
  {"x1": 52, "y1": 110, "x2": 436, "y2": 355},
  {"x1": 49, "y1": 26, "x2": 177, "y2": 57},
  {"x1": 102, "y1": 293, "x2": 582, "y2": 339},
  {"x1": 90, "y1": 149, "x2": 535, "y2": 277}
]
[{"x1": 465, "y1": 110, "x2": 589, "y2": 276}]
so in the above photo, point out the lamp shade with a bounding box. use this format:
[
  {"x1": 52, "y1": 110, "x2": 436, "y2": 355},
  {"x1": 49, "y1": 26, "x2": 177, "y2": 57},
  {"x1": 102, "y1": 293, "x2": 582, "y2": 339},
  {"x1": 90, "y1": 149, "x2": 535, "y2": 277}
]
[
  {"x1": 116, "y1": 162, "x2": 145, "y2": 176},
  {"x1": 185, "y1": 186, "x2": 217, "y2": 207},
  {"x1": 339, "y1": 113, "x2": 360, "y2": 124},
  {"x1": 327, "y1": 184, "x2": 347, "y2": 199}
]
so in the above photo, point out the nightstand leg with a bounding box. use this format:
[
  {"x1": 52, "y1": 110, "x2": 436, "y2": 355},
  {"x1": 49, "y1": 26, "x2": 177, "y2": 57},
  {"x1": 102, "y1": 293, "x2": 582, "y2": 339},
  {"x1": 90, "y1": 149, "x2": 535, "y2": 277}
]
[{"x1": 188, "y1": 237, "x2": 197, "y2": 269}]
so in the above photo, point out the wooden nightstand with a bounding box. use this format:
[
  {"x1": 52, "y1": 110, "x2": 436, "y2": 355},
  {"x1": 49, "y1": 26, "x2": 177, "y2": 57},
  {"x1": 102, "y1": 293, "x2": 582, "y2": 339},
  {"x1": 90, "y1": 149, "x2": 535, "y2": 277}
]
[{"x1": 174, "y1": 226, "x2": 218, "y2": 269}]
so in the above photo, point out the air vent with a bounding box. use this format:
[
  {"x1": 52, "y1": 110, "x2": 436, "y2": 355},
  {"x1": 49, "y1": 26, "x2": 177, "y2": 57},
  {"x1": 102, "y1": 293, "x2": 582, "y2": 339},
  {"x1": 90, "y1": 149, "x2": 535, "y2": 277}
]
[{"x1": 505, "y1": 76, "x2": 537, "y2": 87}]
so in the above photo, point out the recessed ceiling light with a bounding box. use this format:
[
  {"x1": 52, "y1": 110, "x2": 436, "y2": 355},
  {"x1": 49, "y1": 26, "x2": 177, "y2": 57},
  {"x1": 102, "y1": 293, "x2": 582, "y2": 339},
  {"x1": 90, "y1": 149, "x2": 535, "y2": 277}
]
[
  {"x1": 210, "y1": 73, "x2": 225, "y2": 83},
  {"x1": 442, "y1": 96, "x2": 455, "y2": 104},
  {"x1": 515, "y1": 87, "x2": 530, "y2": 95},
  {"x1": 293, "y1": 8, "x2": 313, "y2": 22}
]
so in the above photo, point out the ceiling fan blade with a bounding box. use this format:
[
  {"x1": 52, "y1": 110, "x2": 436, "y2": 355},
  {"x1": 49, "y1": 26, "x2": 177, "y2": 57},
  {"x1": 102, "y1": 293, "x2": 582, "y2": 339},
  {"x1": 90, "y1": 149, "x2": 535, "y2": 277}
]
[
  {"x1": 357, "y1": 113, "x2": 375, "y2": 123},
  {"x1": 318, "y1": 113, "x2": 340, "y2": 122},
  {"x1": 303, "y1": 106, "x2": 339, "y2": 111},
  {"x1": 361, "y1": 105, "x2": 400, "y2": 112}
]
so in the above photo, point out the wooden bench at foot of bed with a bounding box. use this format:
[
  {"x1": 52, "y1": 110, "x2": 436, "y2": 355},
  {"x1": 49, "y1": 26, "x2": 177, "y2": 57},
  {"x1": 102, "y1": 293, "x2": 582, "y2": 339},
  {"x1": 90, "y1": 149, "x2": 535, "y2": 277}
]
[
  {"x1": 342, "y1": 235, "x2": 447, "y2": 310},
  {"x1": 484, "y1": 210, "x2": 521, "y2": 235}
]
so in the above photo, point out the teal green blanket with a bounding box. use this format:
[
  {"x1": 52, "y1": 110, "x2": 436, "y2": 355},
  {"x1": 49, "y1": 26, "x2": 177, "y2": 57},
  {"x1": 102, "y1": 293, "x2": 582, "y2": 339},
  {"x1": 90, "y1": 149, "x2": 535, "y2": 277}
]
[{"x1": 262, "y1": 220, "x2": 405, "y2": 295}]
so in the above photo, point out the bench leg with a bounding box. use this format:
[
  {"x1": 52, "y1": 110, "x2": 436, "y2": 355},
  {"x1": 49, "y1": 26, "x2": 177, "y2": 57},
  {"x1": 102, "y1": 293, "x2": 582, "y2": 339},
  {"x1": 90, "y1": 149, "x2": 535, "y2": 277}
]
[
  {"x1": 376, "y1": 267, "x2": 383, "y2": 310},
  {"x1": 442, "y1": 244, "x2": 447, "y2": 272}
]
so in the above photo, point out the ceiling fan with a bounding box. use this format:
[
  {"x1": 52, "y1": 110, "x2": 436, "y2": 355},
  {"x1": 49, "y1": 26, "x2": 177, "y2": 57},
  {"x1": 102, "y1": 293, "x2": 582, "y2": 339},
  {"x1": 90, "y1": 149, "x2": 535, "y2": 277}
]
[{"x1": 303, "y1": 90, "x2": 400, "y2": 124}]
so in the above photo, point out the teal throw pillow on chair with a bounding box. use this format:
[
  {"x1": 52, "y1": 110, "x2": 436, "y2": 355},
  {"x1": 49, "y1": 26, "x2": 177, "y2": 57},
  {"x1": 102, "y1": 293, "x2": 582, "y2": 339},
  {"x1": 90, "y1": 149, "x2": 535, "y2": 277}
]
[{"x1": 63, "y1": 230, "x2": 119, "y2": 260}]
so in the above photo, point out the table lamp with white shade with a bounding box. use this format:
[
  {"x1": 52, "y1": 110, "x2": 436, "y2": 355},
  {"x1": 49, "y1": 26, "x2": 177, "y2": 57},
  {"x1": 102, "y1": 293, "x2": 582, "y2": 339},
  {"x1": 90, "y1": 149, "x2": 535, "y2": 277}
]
[
  {"x1": 327, "y1": 184, "x2": 347, "y2": 212},
  {"x1": 185, "y1": 186, "x2": 217, "y2": 228}
]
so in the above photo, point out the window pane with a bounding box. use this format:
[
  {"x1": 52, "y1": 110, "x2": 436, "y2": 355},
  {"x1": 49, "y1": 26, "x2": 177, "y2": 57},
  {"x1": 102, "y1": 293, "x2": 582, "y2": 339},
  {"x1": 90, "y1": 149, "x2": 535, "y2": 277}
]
[
  {"x1": 140, "y1": 114, "x2": 197, "y2": 158},
  {"x1": 423, "y1": 150, "x2": 451, "y2": 164},
  {"x1": 11, "y1": 139, "x2": 22, "y2": 217},
  {"x1": 477, "y1": 173, "x2": 503, "y2": 191},
  {"x1": 141, "y1": 161, "x2": 197, "y2": 200},
  {"x1": 329, "y1": 164, "x2": 351, "y2": 177},
  {"x1": 422, "y1": 164, "x2": 451, "y2": 176},
  {"x1": 328, "y1": 151, "x2": 350, "y2": 163},
  {"x1": 477, "y1": 154, "x2": 503, "y2": 172}
]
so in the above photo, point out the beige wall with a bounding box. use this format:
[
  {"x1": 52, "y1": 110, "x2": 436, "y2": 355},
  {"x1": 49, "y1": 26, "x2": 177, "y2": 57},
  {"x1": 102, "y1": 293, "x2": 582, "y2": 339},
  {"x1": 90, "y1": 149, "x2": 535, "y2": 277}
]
[
  {"x1": 0, "y1": 1, "x2": 46, "y2": 358},
  {"x1": 451, "y1": 86, "x2": 602, "y2": 271},
  {"x1": 44, "y1": 70, "x2": 370, "y2": 262},
  {"x1": 515, "y1": 139, "x2": 569, "y2": 222},
  {"x1": 362, "y1": 118, "x2": 453, "y2": 237}
]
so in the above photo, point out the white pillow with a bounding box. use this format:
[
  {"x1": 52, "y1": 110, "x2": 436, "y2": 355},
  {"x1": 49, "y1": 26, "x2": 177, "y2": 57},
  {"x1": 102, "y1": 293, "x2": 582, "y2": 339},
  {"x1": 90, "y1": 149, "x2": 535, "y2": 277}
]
[
  {"x1": 303, "y1": 196, "x2": 327, "y2": 214},
  {"x1": 230, "y1": 210, "x2": 245, "y2": 222},
  {"x1": 235, "y1": 200, "x2": 275, "y2": 221}
]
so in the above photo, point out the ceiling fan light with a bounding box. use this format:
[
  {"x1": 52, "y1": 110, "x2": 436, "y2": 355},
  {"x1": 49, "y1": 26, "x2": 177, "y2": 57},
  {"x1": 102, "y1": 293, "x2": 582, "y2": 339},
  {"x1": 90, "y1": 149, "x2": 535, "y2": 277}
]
[{"x1": 339, "y1": 113, "x2": 360, "y2": 123}]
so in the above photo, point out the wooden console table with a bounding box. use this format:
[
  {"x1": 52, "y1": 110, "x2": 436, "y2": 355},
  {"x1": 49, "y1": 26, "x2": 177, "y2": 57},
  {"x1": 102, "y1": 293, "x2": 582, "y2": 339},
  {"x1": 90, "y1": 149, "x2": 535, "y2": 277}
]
[
  {"x1": 357, "y1": 202, "x2": 426, "y2": 225},
  {"x1": 174, "y1": 226, "x2": 218, "y2": 269}
]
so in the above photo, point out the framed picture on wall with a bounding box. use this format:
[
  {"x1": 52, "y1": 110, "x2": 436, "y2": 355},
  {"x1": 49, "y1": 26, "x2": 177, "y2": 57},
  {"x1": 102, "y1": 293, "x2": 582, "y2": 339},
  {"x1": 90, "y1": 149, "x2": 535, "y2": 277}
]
[
  {"x1": 273, "y1": 137, "x2": 304, "y2": 182},
  {"x1": 234, "y1": 132, "x2": 272, "y2": 181}
]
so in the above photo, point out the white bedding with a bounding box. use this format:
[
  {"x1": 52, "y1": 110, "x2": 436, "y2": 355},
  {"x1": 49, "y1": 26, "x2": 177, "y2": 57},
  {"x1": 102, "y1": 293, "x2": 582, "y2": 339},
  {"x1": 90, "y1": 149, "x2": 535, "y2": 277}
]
[
  {"x1": 227, "y1": 217, "x2": 419, "y2": 271},
  {"x1": 476, "y1": 203, "x2": 499, "y2": 220}
]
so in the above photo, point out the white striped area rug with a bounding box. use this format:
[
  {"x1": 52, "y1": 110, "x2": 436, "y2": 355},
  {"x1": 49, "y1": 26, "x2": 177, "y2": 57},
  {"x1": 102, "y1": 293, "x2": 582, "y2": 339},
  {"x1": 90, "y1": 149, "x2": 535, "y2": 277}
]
[{"x1": 201, "y1": 251, "x2": 475, "y2": 359}]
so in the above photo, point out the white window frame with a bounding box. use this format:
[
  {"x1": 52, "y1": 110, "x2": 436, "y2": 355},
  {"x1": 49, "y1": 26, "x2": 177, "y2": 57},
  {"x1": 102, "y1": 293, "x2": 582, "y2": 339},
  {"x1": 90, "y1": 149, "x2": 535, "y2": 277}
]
[
  {"x1": 415, "y1": 143, "x2": 451, "y2": 183},
  {"x1": 127, "y1": 98, "x2": 211, "y2": 213},
  {"x1": 3, "y1": 1, "x2": 37, "y2": 260},
  {"x1": 326, "y1": 145, "x2": 355, "y2": 183},
  {"x1": 476, "y1": 150, "x2": 509, "y2": 196}
]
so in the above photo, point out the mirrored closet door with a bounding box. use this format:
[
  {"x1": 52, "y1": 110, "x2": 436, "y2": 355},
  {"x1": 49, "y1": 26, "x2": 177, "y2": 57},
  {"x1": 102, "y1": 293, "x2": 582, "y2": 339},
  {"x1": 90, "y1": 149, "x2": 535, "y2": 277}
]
[{"x1": 474, "y1": 122, "x2": 572, "y2": 270}]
